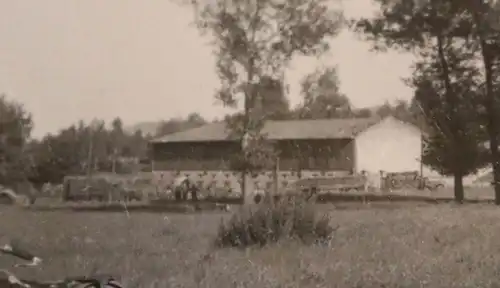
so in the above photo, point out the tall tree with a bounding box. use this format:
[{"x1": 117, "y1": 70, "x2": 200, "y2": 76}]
[
  {"x1": 190, "y1": 0, "x2": 342, "y2": 202},
  {"x1": 129, "y1": 130, "x2": 148, "y2": 160},
  {"x1": 376, "y1": 0, "x2": 500, "y2": 203},
  {"x1": 465, "y1": 1, "x2": 500, "y2": 204},
  {"x1": 298, "y1": 66, "x2": 352, "y2": 119},
  {"x1": 109, "y1": 117, "x2": 125, "y2": 172},
  {"x1": 89, "y1": 119, "x2": 108, "y2": 172},
  {"x1": 411, "y1": 49, "x2": 487, "y2": 198},
  {"x1": 355, "y1": 0, "x2": 484, "y2": 202},
  {"x1": 0, "y1": 95, "x2": 34, "y2": 187},
  {"x1": 110, "y1": 117, "x2": 125, "y2": 152}
]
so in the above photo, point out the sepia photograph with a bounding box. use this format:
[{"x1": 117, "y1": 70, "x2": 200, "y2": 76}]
[{"x1": 1, "y1": 0, "x2": 500, "y2": 286}]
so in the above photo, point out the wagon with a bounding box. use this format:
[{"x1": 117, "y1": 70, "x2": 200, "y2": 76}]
[
  {"x1": 62, "y1": 176, "x2": 111, "y2": 202},
  {"x1": 383, "y1": 172, "x2": 445, "y2": 191}
]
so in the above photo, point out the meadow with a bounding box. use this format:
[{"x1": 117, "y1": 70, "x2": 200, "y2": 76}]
[{"x1": 2, "y1": 201, "x2": 500, "y2": 287}]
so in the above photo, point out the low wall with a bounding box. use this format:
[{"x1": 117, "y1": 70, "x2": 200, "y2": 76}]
[{"x1": 152, "y1": 170, "x2": 352, "y2": 195}]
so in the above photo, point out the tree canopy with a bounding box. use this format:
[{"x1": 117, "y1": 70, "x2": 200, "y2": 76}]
[
  {"x1": 0, "y1": 95, "x2": 34, "y2": 187},
  {"x1": 354, "y1": 0, "x2": 498, "y2": 202}
]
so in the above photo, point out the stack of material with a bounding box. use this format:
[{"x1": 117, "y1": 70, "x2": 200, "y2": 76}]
[
  {"x1": 63, "y1": 175, "x2": 116, "y2": 202},
  {"x1": 62, "y1": 173, "x2": 150, "y2": 202}
]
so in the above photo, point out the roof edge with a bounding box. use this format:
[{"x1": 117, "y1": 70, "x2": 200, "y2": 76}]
[{"x1": 149, "y1": 116, "x2": 422, "y2": 143}]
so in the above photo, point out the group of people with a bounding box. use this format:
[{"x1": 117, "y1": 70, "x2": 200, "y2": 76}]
[{"x1": 171, "y1": 175, "x2": 200, "y2": 201}]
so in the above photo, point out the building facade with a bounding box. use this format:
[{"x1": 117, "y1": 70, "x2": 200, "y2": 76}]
[{"x1": 149, "y1": 116, "x2": 424, "y2": 194}]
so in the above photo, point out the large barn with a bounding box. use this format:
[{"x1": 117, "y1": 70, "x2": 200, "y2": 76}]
[{"x1": 149, "y1": 116, "x2": 425, "y2": 193}]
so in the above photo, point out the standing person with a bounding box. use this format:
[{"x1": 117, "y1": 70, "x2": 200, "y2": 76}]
[
  {"x1": 186, "y1": 180, "x2": 200, "y2": 202},
  {"x1": 173, "y1": 175, "x2": 188, "y2": 201}
]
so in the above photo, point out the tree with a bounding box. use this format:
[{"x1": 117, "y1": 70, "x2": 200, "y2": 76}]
[
  {"x1": 375, "y1": 101, "x2": 393, "y2": 119},
  {"x1": 186, "y1": 112, "x2": 207, "y2": 126},
  {"x1": 110, "y1": 117, "x2": 125, "y2": 152},
  {"x1": 371, "y1": 100, "x2": 420, "y2": 126},
  {"x1": 255, "y1": 76, "x2": 291, "y2": 120},
  {"x1": 391, "y1": 99, "x2": 417, "y2": 125},
  {"x1": 0, "y1": 95, "x2": 34, "y2": 187},
  {"x1": 109, "y1": 117, "x2": 125, "y2": 173},
  {"x1": 369, "y1": 0, "x2": 500, "y2": 203},
  {"x1": 412, "y1": 53, "x2": 487, "y2": 196},
  {"x1": 30, "y1": 134, "x2": 76, "y2": 185},
  {"x1": 355, "y1": 0, "x2": 484, "y2": 202},
  {"x1": 88, "y1": 119, "x2": 108, "y2": 172},
  {"x1": 464, "y1": 1, "x2": 500, "y2": 204},
  {"x1": 31, "y1": 124, "x2": 92, "y2": 185},
  {"x1": 354, "y1": 108, "x2": 373, "y2": 118},
  {"x1": 297, "y1": 66, "x2": 352, "y2": 119},
  {"x1": 190, "y1": 0, "x2": 342, "y2": 202},
  {"x1": 129, "y1": 130, "x2": 149, "y2": 160},
  {"x1": 30, "y1": 117, "x2": 151, "y2": 184}
]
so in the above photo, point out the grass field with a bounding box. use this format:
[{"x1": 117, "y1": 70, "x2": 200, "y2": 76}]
[{"x1": 2, "y1": 202, "x2": 500, "y2": 287}]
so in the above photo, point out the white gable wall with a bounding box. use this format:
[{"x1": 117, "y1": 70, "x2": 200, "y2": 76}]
[{"x1": 354, "y1": 116, "x2": 423, "y2": 174}]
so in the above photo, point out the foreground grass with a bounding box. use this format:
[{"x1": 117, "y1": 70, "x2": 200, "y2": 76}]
[{"x1": 1, "y1": 204, "x2": 500, "y2": 287}]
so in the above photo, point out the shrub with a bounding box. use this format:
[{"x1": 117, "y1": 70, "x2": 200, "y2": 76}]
[{"x1": 215, "y1": 197, "x2": 335, "y2": 248}]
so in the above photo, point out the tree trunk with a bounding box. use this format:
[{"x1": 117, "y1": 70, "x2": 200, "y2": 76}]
[
  {"x1": 436, "y1": 34, "x2": 464, "y2": 204},
  {"x1": 267, "y1": 156, "x2": 279, "y2": 205},
  {"x1": 112, "y1": 151, "x2": 117, "y2": 174},
  {"x1": 453, "y1": 171, "x2": 464, "y2": 204},
  {"x1": 241, "y1": 171, "x2": 254, "y2": 204}
]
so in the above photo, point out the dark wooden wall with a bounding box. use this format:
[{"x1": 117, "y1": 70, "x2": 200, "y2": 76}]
[
  {"x1": 152, "y1": 141, "x2": 240, "y2": 171},
  {"x1": 277, "y1": 139, "x2": 354, "y2": 171},
  {"x1": 152, "y1": 139, "x2": 355, "y2": 172}
]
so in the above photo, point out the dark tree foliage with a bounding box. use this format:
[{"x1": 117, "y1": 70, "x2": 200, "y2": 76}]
[
  {"x1": 29, "y1": 119, "x2": 150, "y2": 185},
  {"x1": 465, "y1": 0, "x2": 500, "y2": 204},
  {"x1": 413, "y1": 50, "x2": 488, "y2": 183},
  {"x1": 255, "y1": 76, "x2": 291, "y2": 121},
  {"x1": 0, "y1": 95, "x2": 34, "y2": 188},
  {"x1": 354, "y1": 0, "x2": 487, "y2": 202},
  {"x1": 297, "y1": 66, "x2": 353, "y2": 119}
]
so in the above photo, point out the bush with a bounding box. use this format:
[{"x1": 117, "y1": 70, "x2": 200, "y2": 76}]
[{"x1": 215, "y1": 197, "x2": 335, "y2": 248}]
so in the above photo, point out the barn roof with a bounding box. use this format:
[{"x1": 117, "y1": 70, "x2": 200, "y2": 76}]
[{"x1": 150, "y1": 117, "x2": 386, "y2": 143}]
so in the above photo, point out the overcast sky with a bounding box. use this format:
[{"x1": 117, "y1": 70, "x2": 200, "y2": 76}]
[{"x1": 0, "y1": 0, "x2": 415, "y2": 138}]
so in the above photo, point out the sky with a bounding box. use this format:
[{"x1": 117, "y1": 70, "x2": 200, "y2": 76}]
[{"x1": 0, "y1": 0, "x2": 415, "y2": 138}]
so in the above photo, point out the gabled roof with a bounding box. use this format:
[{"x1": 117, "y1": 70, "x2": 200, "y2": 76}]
[{"x1": 150, "y1": 117, "x2": 386, "y2": 143}]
